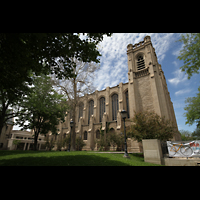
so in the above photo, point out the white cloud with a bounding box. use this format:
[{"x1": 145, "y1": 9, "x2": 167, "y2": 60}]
[
  {"x1": 172, "y1": 43, "x2": 184, "y2": 57},
  {"x1": 172, "y1": 60, "x2": 179, "y2": 67},
  {"x1": 94, "y1": 33, "x2": 180, "y2": 91},
  {"x1": 151, "y1": 33, "x2": 176, "y2": 62},
  {"x1": 175, "y1": 88, "x2": 192, "y2": 96},
  {"x1": 168, "y1": 69, "x2": 187, "y2": 86}
]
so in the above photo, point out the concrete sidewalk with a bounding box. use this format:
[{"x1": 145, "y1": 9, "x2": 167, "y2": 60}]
[
  {"x1": 88, "y1": 151, "x2": 138, "y2": 154},
  {"x1": 164, "y1": 157, "x2": 200, "y2": 166}
]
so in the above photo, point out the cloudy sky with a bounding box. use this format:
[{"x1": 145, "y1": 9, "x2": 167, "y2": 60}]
[{"x1": 93, "y1": 33, "x2": 200, "y2": 133}]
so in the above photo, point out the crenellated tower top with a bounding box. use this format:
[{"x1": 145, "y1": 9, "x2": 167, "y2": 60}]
[
  {"x1": 127, "y1": 35, "x2": 152, "y2": 53},
  {"x1": 126, "y1": 35, "x2": 161, "y2": 75}
]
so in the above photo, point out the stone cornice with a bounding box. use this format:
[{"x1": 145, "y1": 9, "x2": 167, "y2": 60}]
[{"x1": 127, "y1": 41, "x2": 152, "y2": 54}]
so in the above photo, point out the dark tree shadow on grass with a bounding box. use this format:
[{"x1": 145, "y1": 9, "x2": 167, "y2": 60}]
[{"x1": 0, "y1": 154, "x2": 133, "y2": 166}]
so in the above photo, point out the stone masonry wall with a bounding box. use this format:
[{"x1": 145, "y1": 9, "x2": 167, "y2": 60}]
[{"x1": 137, "y1": 75, "x2": 154, "y2": 112}]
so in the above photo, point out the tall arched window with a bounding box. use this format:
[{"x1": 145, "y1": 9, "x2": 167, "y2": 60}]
[
  {"x1": 79, "y1": 102, "x2": 84, "y2": 121},
  {"x1": 112, "y1": 94, "x2": 118, "y2": 121},
  {"x1": 137, "y1": 55, "x2": 145, "y2": 70},
  {"x1": 84, "y1": 131, "x2": 87, "y2": 140},
  {"x1": 125, "y1": 90, "x2": 130, "y2": 118},
  {"x1": 99, "y1": 97, "x2": 105, "y2": 122},
  {"x1": 96, "y1": 130, "x2": 100, "y2": 139},
  {"x1": 88, "y1": 100, "x2": 94, "y2": 124}
]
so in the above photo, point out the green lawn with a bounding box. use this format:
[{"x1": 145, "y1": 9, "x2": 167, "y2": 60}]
[{"x1": 0, "y1": 150, "x2": 162, "y2": 166}]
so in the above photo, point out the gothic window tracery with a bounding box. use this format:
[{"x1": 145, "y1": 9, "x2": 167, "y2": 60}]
[
  {"x1": 96, "y1": 129, "x2": 100, "y2": 139},
  {"x1": 84, "y1": 131, "x2": 87, "y2": 140},
  {"x1": 137, "y1": 55, "x2": 145, "y2": 70},
  {"x1": 125, "y1": 90, "x2": 130, "y2": 118},
  {"x1": 88, "y1": 100, "x2": 94, "y2": 124},
  {"x1": 99, "y1": 97, "x2": 105, "y2": 122},
  {"x1": 112, "y1": 94, "x2": 118, "y2": 121},
  {"x1": 79, "y1": 102, "x2": 84, "y2": 121}
]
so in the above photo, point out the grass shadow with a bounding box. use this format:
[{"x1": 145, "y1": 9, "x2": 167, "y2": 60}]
[
  {"x1": 0, "y1": 151, "x2": 160, "y2": 166},
  {"x1": 0, "y1": 153, "x2": 132, "y2": 166}
]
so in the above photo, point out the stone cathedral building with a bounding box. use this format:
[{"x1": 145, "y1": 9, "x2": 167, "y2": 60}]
[{"x1": 54, "y1": 35, "x2": 181, "y2": 152}]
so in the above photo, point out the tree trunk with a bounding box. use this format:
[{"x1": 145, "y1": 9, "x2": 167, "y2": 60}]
[
  {"x1": 71, "y1": 123, "x2": 76, "y2": 151},
  {"x1": 34, "y1": 135, "x2": 38, "y2": 151},
  {"x1": 33, "y1": 130, "x2": 39, "y2": 151},
  {"x1": 0, "y1": 101, "x2": 6, "y2": 136},
  {"x1": 0, "y1": 122, "x2": 4, "y2": 137},
  {"x1": 71, "y1": 77, "x2": 77, "y2": 151}
]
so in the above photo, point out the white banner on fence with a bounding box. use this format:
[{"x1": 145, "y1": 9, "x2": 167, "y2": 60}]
[{"x1": 167, "y1": 140, "x2": 200, "y2": 157}]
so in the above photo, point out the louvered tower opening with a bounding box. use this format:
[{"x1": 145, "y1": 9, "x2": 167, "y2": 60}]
[{"x1": 137, "y1": 55, "x2": 145, "y2": 70}]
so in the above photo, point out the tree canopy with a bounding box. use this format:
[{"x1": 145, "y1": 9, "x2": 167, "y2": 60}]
[
  {"x1": 177, "y1": 33, "x2": 200, "y2": 131},
  {"x1": 0, "y1": 33, "x2": 112, "y2": 135},
  {"x1": 0, "y1": 33, "x2": 112, "y2": 88},
  {"x1": 127, "y1": 111, "x2": 176, "y2": 142},
  {"x1": 178, "y1": 33, "x2": 200, "y2": 79},
  {"x1": 184, "y1": 86, "x2": 200, "y2": 128},
  {"x1": 15, "y1": 75, "x2": 68, "y2": 150}
]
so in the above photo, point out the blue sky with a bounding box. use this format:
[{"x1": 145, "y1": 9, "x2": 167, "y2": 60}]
[{"x1": 93, "y1": 33, "x2": 200, "y2": 133}]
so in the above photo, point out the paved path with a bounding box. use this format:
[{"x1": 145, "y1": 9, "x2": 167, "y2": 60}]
[{"x1": 88, "y1": 151, "x2": 138, "y2": 154}]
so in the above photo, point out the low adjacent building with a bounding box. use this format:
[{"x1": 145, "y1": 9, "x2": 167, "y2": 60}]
[
  {"x1": 7, "y1": 130, "x2": 46, "y2": 150},
  {"x1": 0, "y1": 118, "x2": 13, "y2": 150},
  {"x1": 0, "y1": 119, "x2": 46, "y2": 150}
]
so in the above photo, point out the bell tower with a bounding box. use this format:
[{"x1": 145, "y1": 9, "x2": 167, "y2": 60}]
[{"x1": 127, "y1": 36, "x2": 180, "y2": 140}]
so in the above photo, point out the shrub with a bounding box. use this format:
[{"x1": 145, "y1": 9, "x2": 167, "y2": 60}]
[
  {"x1": 45, "y1": 137, "x2": 55, "y2": 151},
  {"x1": 127, "y1": 111, "x2": 175, "y2": 142},
  {"x1": 95, "y1": 126, "x2": 124, "y2": 151},
  {"x1": 75, "y1": 137, "x2": 86, "y2": 151},
  {"x1": 62, "y1": 134, "x2": 86, "y2": 151},
  {"x1": 13, "y1": 140, "x2": 21, "y2": 150}
]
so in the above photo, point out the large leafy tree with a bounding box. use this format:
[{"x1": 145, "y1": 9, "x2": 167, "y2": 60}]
[
  {"x1": 0, "y1": 33, "x2": 112, "y2": 135},
  {"x1": 179, "y1": 129, "x2": 193, "y2": 141},
  {"x1": 178, "y1": 33, "x2": 200, "y2": 79},
  {"x1": 15, "y1": 75, "x2": 68, "y2": 151},
  {"x1": 0, "y1": 33, "x2": 112, "y2": 83},
  {"x1": 177, "y1": 33, "x2": 200, "y2": 131},
  {"x1": 127, "y1": 111, "x2": 176, "y2": 142},
  {"x1": 0, "y1": 81, "x2": 29, "y2": 135},
  {"x1": 52, "y1": 58, "x2": 100, "y2": 151},
  {"x1": 184, "y1": 86, "x2": 200, "y2": 128}
]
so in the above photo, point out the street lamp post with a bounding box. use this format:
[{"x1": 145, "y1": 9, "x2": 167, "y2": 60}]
[
  {"x1": 121, "y1": 110, "x2": 130, "y2": 158},
  {"x1": 120, "y1": 132, "x2": 123, "y2": 151},
  {"x1": 68, "y1": 119, "x2": 74, "y2": 152}
]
